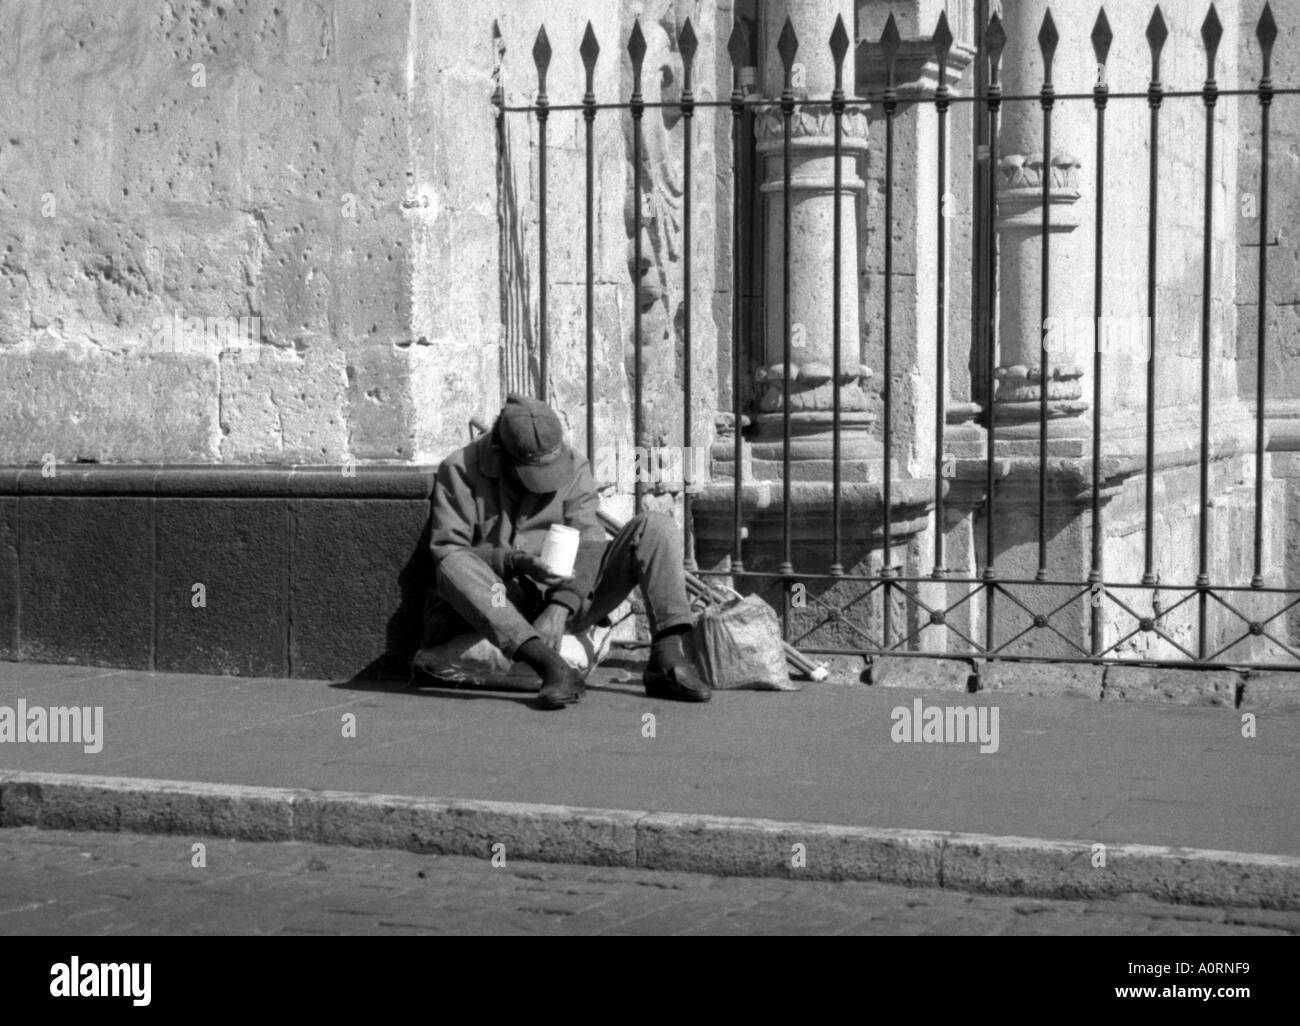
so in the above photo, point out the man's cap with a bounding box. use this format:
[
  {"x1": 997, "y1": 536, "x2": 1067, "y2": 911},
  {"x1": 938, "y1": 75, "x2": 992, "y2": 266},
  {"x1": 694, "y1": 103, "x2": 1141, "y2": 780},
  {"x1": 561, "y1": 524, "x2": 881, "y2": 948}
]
[{"x1": 495, "y1": 393, "x2": 574, "y2": 494}]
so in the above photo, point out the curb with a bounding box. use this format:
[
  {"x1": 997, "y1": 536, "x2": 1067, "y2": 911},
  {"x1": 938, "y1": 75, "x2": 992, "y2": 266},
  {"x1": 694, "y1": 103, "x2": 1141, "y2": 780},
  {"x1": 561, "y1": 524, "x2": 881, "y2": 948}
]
[{"x1": 2, "y1": 770, "x2": 1297, "y2": 910}]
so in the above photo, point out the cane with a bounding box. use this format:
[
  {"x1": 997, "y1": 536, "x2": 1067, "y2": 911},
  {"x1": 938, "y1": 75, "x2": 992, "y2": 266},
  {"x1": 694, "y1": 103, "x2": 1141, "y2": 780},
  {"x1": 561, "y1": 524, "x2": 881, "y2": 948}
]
[{"x1": 467, "y1": 418, "x2": 827, "y2": 682}]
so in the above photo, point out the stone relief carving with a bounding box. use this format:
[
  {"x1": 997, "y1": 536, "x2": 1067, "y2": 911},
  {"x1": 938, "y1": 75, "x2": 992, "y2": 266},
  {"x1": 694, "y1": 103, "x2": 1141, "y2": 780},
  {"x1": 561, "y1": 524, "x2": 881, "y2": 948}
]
[
  {"x1": 998, "y1": 152, "x2": 1082, "y2": 192},
  {"x1": 753, "y1": 104, "x2": 871, "y2": 143}
]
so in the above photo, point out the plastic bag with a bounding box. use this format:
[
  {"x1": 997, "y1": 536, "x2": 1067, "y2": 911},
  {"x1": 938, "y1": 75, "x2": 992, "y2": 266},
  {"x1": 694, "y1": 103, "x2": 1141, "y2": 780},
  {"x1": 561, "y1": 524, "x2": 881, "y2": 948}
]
[
  {"x1": 413, "y1": 625, "x2": 613, "y2": 690},
  {"x1": 694, "y1": 593, "x2": 799, "y2": 691}
]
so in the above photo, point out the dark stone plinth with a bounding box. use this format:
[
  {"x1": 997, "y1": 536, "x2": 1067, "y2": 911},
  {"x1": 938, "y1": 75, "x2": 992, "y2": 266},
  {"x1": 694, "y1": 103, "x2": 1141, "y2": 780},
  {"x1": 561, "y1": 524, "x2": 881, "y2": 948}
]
[
  {"x1": 18, "y1": 497, "x2": 154, "y2": 669},
  {"x1": 0, "y1": 496, "x2": 17, "y2": 661},
  {"x1": 291, "y1": 499, "x2": 433, "y2": 681},
  {"x1": 0, "y1": 465, "x2": 436, "y2": 680},
  {"x1": 155, "y1": 499, "x2": 289, "y2": 677}
]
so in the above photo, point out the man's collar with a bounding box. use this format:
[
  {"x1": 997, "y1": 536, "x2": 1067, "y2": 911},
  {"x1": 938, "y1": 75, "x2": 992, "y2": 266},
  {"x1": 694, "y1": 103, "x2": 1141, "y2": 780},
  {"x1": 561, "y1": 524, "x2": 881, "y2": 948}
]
[{"x1": 475, "y1": 433, "x2": 504, "y2": 478}]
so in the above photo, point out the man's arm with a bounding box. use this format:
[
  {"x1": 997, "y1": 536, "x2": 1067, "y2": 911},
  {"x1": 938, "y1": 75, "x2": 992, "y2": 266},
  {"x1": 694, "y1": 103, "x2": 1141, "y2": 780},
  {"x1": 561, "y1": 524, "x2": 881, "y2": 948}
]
[
  {"x1": 429, "y1": 457, "x2": 516, "y2": 577},
  {"x1": 544, "y1": 456, "x2": 607, "y2": 615}
]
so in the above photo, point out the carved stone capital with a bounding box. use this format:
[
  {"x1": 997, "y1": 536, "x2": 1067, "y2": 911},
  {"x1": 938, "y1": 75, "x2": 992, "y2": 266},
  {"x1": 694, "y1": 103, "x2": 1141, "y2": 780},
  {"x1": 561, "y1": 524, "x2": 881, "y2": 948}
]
[
  {"x1": 996, "y1": 153, "x2": 1083, "y2": 230},
  {"x1": 999, "y1": 152, "x2": 1082, "y2": 191},
  {"x1": 754, "y1": 103, "x2": 871, "y2": 151}
]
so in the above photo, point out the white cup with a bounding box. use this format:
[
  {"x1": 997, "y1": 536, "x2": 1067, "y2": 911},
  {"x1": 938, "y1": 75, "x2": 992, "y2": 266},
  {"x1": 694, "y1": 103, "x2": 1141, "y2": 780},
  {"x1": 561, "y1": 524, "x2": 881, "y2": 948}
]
[{"x1": 540, "y1": 524, "x2": 581, "y2": 578}]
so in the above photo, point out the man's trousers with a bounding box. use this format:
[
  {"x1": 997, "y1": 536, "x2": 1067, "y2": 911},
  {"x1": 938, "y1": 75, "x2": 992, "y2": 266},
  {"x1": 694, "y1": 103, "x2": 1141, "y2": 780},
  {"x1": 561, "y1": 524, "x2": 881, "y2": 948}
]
[{"x1": 423, "y1": 511, "x2": 694, "y2": 658}]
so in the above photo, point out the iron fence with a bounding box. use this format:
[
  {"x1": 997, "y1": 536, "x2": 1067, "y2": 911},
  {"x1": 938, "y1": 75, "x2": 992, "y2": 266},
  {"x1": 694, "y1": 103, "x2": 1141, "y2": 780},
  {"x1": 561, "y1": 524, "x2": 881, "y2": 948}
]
[{"x1": 494, "y1": 3, "x2": 1300, "y2": 672}]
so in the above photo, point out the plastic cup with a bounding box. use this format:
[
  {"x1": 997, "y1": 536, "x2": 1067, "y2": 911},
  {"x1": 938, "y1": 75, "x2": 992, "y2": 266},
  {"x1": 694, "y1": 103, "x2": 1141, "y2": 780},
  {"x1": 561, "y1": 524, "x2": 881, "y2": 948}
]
[{"x1": 540, "y1": 524, "x2": 580, "y2": 578}]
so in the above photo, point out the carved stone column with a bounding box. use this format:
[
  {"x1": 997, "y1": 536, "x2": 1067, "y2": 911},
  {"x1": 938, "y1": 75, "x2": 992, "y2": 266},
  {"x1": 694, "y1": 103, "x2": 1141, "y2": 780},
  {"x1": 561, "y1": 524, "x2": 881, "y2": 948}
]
[
  {"x1": 749, "y1": 0, "x2": 875, "y2": 467},
  {"x1": 993, "y1": 151, "x2": 1087, "y2": 436},
  {"x1": 991, "y1": 3, "x2": 1091, "y2": 447}
]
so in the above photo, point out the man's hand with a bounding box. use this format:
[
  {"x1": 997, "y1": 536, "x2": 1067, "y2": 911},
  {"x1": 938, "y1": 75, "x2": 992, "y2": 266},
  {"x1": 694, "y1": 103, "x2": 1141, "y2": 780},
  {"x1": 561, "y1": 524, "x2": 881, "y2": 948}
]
[
  {"x1": 532, "y1": 602, "x2": 569, "y2": 652},
  {"x1": 514, "y1": 552, "x2": 575, "y2": 590}
]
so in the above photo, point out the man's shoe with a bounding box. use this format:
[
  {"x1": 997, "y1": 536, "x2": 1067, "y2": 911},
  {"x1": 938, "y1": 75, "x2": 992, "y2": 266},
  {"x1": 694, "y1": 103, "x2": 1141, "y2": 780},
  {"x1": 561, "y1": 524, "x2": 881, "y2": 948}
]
[
  {"x1": 517, "y1": 637, "x2": 586, "y2": 710},
  {"x1": 644, "y1": 632, "x2": 711, "y2": 703},
  {"x1": 537, "y1": 668, "x2": 586, "y2": 710}
]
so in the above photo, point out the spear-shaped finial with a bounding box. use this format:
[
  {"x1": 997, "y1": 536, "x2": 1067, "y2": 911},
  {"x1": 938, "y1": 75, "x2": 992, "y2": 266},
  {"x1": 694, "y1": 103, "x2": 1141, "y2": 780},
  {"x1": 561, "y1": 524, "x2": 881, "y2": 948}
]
[
  {"x1": 1039, "y1": 9, "x2": 1059, "y2": 88},
  {"x1": 580, "y1": 22, "x2": 600, "y2": 98},
  {"x1": 777, "y1": 15, "x2": 799, "y2": 93},
  {"x1": 628, "y1": 18, "x2": 646, "y2": 99},
  {"x1": 933, "y1": 10, "x2": 954, "y2": 70},
  {"x1": 679, "y1": 17, "x2": 698, "y2": 94},
  {"x1": 532, "y1": 25, "x2": 552, "y2": 98},
  {"x1": 985, "y1": 11, "x2": 1007, "y2": 81},
  {"x1": 1147, "y1": 5, "x2": 1168, "y2": 85},
  {"x1": 1201, "y1": 3, "x2": 1223, "y2": 86},
  {"x1": 1092, "y1": 8, "x2": 1113, "y2": 70},
  {"x1": 830, "y1": 13, "x2": 850, "y2": 94},
  {"x1": 1257, "y1": 2, "x2": 1278, "y2": 83},
  {"x1": 881, "y1": 13, "x2": 901, "y2": 92}
]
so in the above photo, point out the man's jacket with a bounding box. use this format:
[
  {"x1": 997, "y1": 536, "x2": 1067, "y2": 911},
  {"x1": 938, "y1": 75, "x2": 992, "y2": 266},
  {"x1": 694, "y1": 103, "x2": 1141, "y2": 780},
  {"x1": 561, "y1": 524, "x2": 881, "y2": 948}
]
[{"x1": 429, "y1": 433, "x2": 607, "y2": 614}]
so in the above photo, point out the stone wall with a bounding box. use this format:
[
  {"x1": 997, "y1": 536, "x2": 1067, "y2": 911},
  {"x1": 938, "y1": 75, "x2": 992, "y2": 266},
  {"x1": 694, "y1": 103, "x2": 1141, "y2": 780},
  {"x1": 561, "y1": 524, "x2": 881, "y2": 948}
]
[
  {"x1": 0, "y1": 0, "x2": 501, "y2": 467},
  {"x1": 2, "y1": 0, "x2": 1297, "y2": 679},
  {"x1": 1238, "y1": 0, "x2": 1300, "y2": 409},
  {"x1": 1237, "y1": 0, "x2": 1300, "y2": 642},
  {"x1": 989, "y1": 1, "x2": 1243, "y2": 434},
  {"x1": 0, "y1": 0, "x2": 730, "y2": 676}
]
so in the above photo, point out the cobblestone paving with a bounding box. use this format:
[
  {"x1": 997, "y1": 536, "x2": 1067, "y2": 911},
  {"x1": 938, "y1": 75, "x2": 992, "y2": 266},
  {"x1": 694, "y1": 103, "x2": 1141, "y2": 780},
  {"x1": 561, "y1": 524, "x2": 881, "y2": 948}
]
[{"x1": 1, "y1": 828, "x2": 1297, "y2": 935}]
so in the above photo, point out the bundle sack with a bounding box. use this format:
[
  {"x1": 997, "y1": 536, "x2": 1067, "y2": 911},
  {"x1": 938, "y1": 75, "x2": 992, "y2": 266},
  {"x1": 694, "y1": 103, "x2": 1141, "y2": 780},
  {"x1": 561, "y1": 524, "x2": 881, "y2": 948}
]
[
  {"x1": 414, "y1": 625, "x2": 613, "y2": 690},
  {"x1": 693, "y1": 593, "x2": 799, "y2": 691}
]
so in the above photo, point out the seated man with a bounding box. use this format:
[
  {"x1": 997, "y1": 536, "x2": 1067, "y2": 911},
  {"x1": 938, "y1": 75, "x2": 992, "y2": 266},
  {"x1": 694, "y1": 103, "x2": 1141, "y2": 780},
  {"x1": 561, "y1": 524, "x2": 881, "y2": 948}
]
[{"x1": 423, "y1": 393, "x2": 710, "y2": 710}]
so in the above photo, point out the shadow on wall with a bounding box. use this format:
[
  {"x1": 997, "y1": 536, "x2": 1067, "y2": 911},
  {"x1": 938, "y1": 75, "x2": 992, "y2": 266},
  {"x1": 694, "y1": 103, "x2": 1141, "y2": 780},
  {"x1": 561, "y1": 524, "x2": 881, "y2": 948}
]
[
  {"x1": 346, "y1": 512, "x2": 435, "y2": 684},
  {"x1": 496, "y1": 19, "x2": 538, "y2": 400}
]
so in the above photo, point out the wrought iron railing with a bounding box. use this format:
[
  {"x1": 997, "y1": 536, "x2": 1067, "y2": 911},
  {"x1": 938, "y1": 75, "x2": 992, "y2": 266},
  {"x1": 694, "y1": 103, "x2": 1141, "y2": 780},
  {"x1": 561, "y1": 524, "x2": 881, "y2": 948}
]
[{"x1": 494, "y1": 3, "x2": 1300, "y2": 672}]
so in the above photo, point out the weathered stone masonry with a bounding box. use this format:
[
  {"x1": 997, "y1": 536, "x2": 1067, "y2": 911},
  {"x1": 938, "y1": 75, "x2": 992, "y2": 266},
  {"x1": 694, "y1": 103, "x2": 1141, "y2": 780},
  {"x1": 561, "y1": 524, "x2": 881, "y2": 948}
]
[{"x1": 1, "y1": 0, "x2": 1299, "y2": 679}]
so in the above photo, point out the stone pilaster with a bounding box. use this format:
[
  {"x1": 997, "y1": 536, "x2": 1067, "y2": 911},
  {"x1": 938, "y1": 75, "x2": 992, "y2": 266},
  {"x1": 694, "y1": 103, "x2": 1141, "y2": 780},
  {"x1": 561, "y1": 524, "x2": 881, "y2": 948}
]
[
  {"x1": 993, "y1": 150, "x2": 1087, "y2": 437},
  {"x1": 991, "y1": 1, "x2": 1091, "y2": 449},
  {"x1": 748, "y1": 0, "x2": 875, "y2": 466}
]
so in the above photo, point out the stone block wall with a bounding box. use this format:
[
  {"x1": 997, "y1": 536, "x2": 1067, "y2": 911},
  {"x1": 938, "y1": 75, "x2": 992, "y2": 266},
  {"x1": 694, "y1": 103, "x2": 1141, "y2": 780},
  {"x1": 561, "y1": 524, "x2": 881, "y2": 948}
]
[
  {"x1": 0, "y1": 0, "x2": 729, "y2": 677},
  {"x1": 1237, "y1": 0, "x2": 1300, "y2": 644},
  {"x1": 0, "y1": 466, "x2": 435, "y2": 680},
  {"x1": 989, "y1": 0, "x2": 1243, "y2": 429},
  {"x1": 0, "y1": 0, "x2": 503, "y2": 467},
  {"x1": 1238, "y1": 0, "x2": 1300, "y2": 408},
  {"x1": 2, "y1": 0, "x2": 1297, "y2": 679}
]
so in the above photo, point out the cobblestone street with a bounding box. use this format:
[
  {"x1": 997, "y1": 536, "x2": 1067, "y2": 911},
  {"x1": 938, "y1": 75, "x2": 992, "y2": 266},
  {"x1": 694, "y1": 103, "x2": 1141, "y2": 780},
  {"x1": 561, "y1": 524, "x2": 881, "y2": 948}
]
[{"x1": 1, "y1": 828, "x2": 1297, "y2": 936}]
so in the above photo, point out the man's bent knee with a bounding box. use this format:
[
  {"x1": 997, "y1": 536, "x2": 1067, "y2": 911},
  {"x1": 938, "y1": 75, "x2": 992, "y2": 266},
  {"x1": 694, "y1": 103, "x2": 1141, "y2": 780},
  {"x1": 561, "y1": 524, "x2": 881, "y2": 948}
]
[
  {"x1": 435, "y1": 549, "x2": 499, "y2": 597},
  {"x1": 629, "y1": 510, "x2": 676, "y2": 543},
  {"x1": 434, "y1": 553, "x2": 536, "y2": 658}
]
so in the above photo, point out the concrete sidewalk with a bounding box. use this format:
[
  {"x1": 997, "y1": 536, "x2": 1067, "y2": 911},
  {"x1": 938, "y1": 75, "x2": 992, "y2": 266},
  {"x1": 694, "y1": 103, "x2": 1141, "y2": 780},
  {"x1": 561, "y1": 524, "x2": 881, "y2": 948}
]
[{"x1": 1, "y1": 658, "x2": 1298, "y2": 908}]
